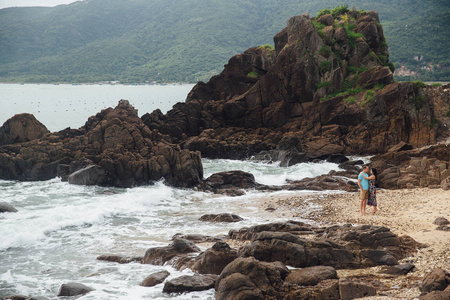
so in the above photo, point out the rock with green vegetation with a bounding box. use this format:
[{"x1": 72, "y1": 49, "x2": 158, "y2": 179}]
[{"x1": 143, "y1": 8, "x2": 448, "y2": 160}]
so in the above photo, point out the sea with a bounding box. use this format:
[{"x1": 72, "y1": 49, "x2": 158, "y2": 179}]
[{"x1": 0, "y1": 84, "x2": 345, "y2": 299}]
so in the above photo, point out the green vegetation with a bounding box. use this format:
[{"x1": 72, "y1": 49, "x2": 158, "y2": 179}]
[
  {"x1": 312, "y1": 19, "x2": 326, "y2": 39},
  {"x1": 319, "y1": 61, "x2": 332, "y2": 73},
  {"x1": 318, "y1": 46, "x2": 332, "y2": 58},
  {"x1": 344, "y1": 96, "x2": 357, "y2": 104},
  {"x1": 317, "y1": 4, "x2": 349, "y2": 18},
  {"x1": 0, "y1": 0, "x2": 448, "y2": 83},
  {"x1": 362, "y1": 89, "x2": 375, "y2": 107},
  {"x1": 259, "y1": 44, "x2": 275, "y2": 52},
  {"x1": 316, "y1": 81, "x2": 331, "y2": 89},
  {"x1": 431, "y1": 83, "x2": 442, "y2": 87},
  {"x1": 412, "y1": 81, "x2": 427, "y2": 89},
  {"x1": 247, "y1": 71, "x2": 259, "y2": 78}
]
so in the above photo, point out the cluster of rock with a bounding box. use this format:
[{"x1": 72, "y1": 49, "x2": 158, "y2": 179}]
[
  {"x1": 1, "y1": 9, "x2": 449, "y2": 191},
  {"x1": 142, "y1": 11, "x2": 449, "y2": 163},
  {"x1": 371, "y1": 143, "x2": 450, "y2": 189},
  {"x1": 0, "y1": 100, "x2": 202, "y2": 188},
  {"x1": 79, "y1": 221, "x2": 444, "y2": 299}
]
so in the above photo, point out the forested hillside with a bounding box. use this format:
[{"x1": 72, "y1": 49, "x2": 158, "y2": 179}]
[{"x1": 0, "y1": 0, "x2": 448, "y2": 83}]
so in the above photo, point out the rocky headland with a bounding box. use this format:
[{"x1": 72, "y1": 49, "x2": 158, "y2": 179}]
[{"x1": 1, "y1": 7, "x2": 449, "y2": 300}]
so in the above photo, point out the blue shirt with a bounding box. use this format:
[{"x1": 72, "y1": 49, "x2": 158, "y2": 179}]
[{"x1": 358, "y1": 172, "x2": 369, "y2": 190}]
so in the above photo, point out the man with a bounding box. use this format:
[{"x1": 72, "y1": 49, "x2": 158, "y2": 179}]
[{"x1": 358, "y1": 165, "x2": 370, "y2": 216}]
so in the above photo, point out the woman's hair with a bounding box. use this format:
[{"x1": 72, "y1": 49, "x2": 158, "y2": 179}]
[{"x1": 371, "y1": 168, "x2": 378, "y2": 186}]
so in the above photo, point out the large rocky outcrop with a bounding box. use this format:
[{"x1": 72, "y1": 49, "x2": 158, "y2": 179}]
[
  {"x1": 0, "y1": 100, "x2": 203, "y2": 188},
  {"x1": 142, "y1": 10, "x2": 448, "y2": 160},
  {"x1": 0, "y1": 113, "x2": 49, "y2": 146},
  {"x1": 371, "y1": 143, "x2": 450, "y2": 189}
]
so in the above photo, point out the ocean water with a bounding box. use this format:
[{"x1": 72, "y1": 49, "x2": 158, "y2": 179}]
[
  {"x1": 0, "y1": 83, "x2": 194, "y2": 132},
  {"x1": 0, "y1": 84, "x2": 343, "y2": 299}
]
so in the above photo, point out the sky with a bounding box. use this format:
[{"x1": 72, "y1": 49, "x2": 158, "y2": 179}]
[{"x1": 0, "y1": 0, "x2": 79, "y2": 9}]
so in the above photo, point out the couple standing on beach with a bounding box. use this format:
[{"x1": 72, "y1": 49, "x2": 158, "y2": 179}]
[{"x1": 358, "y1": 165, "x2": 377, "y2": 216}]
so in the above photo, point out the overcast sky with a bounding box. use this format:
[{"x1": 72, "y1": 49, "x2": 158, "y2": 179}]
[{"x1": 0, "y1": 0, "x2": 79, "y2": 9}]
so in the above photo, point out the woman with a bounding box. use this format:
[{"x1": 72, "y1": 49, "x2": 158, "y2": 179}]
[{"x1": 367, "y1": 168, "x2": 377, "y2": 213}]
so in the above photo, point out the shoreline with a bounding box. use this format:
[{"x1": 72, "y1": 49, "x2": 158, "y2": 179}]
[{"x1": 260, "y1": 187, "x2": 450, "y2": 299}]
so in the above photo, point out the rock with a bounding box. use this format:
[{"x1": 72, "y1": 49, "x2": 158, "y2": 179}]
[
  {"x1": 68, "y1": 164, "x2": 108, "y2": 186},
  {"x1": 0, "y1": 202, "x2": 18, "y2": 213},
  {"x1": 317, "y1": 14, "x2": 334, "y2": 26},
  {"x1": 228, "y1": 220, "x2": 316, "y2": 240},
  {"x1": 142, "y1": 238, "x2": 201, "y2": 265},
  {"x1": 433, "y1": 217, "x2": 450, "y2": 225},
  {"x1": 380, "y1": 263, "x2": 415, "y2": 275},
  {"x1": 0, "y1": 100, "x2": 203, "y2": 188},
  {"x1": 239, "y1": 231, "x2": 357, "y2": 269},
  {"x1": 371, "y1": 144, "x2": 450, "y2": 189},
  {"x1": 0, "y1": 113, "x2": 49, "y2": 146},
  {"x1": 57, "y1": 282, "x2": 94, "y2": 296},
  {"x1": 442, "y1": 176, "x2": 450, "y2": 190},
  {"x1": 139, "y1": 10, "x2": 449, "y2": 162},
  {"x1": 140, "y1": 270, "x2": 170, "y2": 287},
  {"x1": 421, "y1": 269, "x2": 450, "y2": 295},
  {"x1": 238, "y1": 224, "x2": 418, "y2": 269},
  {"x1": 190, "y1": 242, "x2": 239, "y2": 275},
  {"x1": 163, "y1": 274, "x2": 218, "y2": 294},
  {"x1": 199, "y1": 213, "x2": 243, "y2": 223},
  {"x1": 172, "y1": 233, "x2": 224, "y2": 243},
  {"x1": 215, "y1": 257, "x2": 289, "y2": 300},
  {"x1": 436, "y1": 225, "x2": 450, "y2": 232},
  {"x1": 198, "y1": 171, "x2": 262, "y2": 195},
  {"x1": 420, "y1": 290, "x2": 450, "y2": 300},
  {"x1": 339, "y1": 278, "x2": 377, "y2": 300},
  {"x1": 322, "y1": 224, "x2": 407, "y2": 261},
  {"x1": 285, "y1": 174, "x2": 358, "y2": 192},
  {"x1": 285, "y1": 266, "x2": 338, "y2": 286},
  {"x1": 96, "y1": 255, "x2": 142, "y2": 264},
  {"x1": 388, "y1": 141, "x2": 414, "y2": 153}
]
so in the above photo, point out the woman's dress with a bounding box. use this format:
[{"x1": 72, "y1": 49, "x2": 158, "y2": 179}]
[{"x1": 367, "y1": 179, "x2": 377, "y2": 207}]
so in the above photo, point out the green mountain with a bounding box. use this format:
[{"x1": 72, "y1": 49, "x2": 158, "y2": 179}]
[{"x1": 0, "y1": 0, "x2": 448, "y2": 83}]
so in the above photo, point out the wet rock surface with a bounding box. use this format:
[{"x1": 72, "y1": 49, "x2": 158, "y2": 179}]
[
  {"x1": 57, "y1": 282, "x2": 94, "y2": 297},
  {"x1": 163, "y1": 274, "x2": 218, "y2": 294},
  {"x1": 140, "y1": 270, "x2": 170, "y2": 287},
  {"x1": 0, "y1": 202, "x2": 18, "y2": 213},
  {"x1": 142, "y1": 238, "x2": 200, "y2": 266}
]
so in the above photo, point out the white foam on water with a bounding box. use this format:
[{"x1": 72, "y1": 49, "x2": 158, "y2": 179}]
[
  {"x1": 203, "y1": 158, "x2": 342, "y2": 186},
  {"x1": 0, "y1": 158, "x2": 346, "y2": 299}
]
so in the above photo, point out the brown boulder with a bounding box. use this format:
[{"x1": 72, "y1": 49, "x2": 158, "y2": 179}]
[
  {"x1": 199, "y1": 213, "x2": 243, "y2": 223},
  {"x1": 339, "y1": 278, "x2": 377, "y2": 300},
  {"x1": 142, "y1": 238, "x2": 200, "y2": 266},
  {"x1": 57, "y1": 282, "x2": 94, "y2": 297},
  {"x1": 285, "y1": 266, "x2": 338, "y2": 286},
  {"x1": 163, "y1": 274, "x2": 218, "y2": 294},
  {"x1": 228, "y1": 220, "x2": 316, "y2": 240},
  {"x1": 317, "y1": 14, "x2": 334, "y2": 26},
  {"x1": 0, "y1": 113, "x2": 49, "y2": 146},
  {"x1": 421, "y1": 268, "x2": 450, "y2": 295},
  {"x1": 140, "y1": 270, "x2": 170, "y2": 287},
  {"x1": 215, "y1": 257, "x2": 289, "y2": 300},
  {"x1": 190, "y1": 242, "x2": 239, "y2": 275}
]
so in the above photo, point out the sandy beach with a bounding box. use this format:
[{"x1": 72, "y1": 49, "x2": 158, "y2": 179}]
[{"x1": 262, "y1": 188, "x2": 450, "y2": 299}]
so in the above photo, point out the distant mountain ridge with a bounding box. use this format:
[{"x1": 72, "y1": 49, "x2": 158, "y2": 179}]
[{"x1": 0, "y1": 0, "x2": 448, "y2": 83}]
